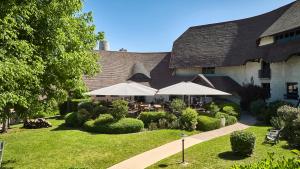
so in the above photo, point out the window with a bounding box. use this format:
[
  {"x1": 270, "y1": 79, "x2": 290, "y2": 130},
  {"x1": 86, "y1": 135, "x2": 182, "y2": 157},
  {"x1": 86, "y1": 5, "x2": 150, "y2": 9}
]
[
  {"x1": 262, "y1": 83, "x2": 271, "y2": 99},
  {"x1": 275, "y1": 28, "x2": 300, "y2": 43},
  {"x1": 202, "y1": 67, "x2": 215, "y2": 74},
  {"x1": 286, "y1": 82, "x2": 298, "y2": 100}
]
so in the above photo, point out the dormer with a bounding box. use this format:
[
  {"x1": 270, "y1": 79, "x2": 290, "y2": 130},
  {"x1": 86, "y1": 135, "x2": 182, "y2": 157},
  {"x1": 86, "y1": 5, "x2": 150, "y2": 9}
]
[{"x1": 128, "y1": 62, "x2": 151, "y2": 82}]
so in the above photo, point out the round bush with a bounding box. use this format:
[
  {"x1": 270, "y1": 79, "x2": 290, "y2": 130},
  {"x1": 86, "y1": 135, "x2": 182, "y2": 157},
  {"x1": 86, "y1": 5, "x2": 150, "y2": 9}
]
[
  {"x1": 65, "y1": 112, "x2": 79, "y2": 127},
  {"x1": 84, "y1": 118, "x2": 144, "y2": 134},
  {"x1": 197, "y1": 115, "x2": 221, "y2": 131},
  {"x1": 230, "y1": 131, "x2": 256, "y2": 156},
  {"x1": 110, "y1": 100, "x2": 128, "y2": 120},
  {"x1": 94, "y1": 114, "x2": 114, "y2": 125},
  {"x1": 180, "y1": 108, "x2": 198, "y2": 131},
  {"x1": 138, "y1": 111, "x2": 167, "y2": 127},
  {"x1": 226, "y1": 115, "x2": 237, "y2": 126}
]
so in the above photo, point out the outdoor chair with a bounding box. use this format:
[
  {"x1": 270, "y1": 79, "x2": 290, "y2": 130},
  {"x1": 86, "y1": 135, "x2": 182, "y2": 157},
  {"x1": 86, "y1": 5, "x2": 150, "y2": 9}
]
[
  {"x1": 0, "y1": 141, "x2": 4, "y2": 167},
  {"x1": 264, "y1": 128, "x2": 283, "y2": 145}
]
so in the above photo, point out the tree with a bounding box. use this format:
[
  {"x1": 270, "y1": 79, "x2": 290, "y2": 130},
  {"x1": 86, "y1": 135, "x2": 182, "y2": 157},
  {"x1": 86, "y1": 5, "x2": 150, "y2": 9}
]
[{"x1": 0, "y1": 0, "x2": 100, "y2": 132}]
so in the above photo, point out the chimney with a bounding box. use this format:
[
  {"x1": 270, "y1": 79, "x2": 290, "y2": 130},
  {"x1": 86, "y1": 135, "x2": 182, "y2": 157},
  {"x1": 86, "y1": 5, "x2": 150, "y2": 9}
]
[
  {"x1": 119, "y1": 48, "x2": 127, "y2": 52},
  {"x1": 99, "y1": 40, "x2": 110, "y2": 51}
]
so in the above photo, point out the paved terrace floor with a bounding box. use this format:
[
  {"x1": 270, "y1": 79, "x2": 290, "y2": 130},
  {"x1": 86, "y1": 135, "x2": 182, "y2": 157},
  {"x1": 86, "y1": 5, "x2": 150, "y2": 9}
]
[{"x1": 108, "y1": 114, "x2": 256, "y2": 169}]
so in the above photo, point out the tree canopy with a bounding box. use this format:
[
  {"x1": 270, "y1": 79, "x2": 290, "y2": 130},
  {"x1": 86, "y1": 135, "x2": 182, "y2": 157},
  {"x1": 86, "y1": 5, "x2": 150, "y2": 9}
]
[{"x1": 0, "y1": 0, "x2": 100, "y2": 131}]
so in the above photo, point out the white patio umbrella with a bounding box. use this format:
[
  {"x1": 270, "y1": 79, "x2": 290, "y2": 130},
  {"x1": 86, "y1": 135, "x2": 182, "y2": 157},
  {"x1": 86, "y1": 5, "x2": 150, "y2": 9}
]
[
  {"x1": 157, "y1": 81, "x2": 231, "y2": 106},
  {"x1": 85, "y1": 82, "x2": 157, "y2": 96}
]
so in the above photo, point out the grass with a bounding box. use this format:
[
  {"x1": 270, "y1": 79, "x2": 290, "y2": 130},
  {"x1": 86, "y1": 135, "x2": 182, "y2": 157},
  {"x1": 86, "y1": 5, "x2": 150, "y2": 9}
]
[
  {"x1": 0, "y1": 118, "x2": 197, "y2": 169},
  {"x1": 148, "y1": 126, "x2": 295, "y2": 169}
]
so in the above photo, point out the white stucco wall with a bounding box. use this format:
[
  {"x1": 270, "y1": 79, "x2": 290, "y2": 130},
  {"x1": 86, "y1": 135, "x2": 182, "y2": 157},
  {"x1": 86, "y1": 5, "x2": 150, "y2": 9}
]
[
  {"x1": 270, "y1": 56, "x2": 300, "y2": 103},
  {"x1": 259, "y1": 36, "x2": 274, "y2": 46},
  {"x1": 175, "y1": 67, "x2": 202, "y2": 76},
  {"x1": 215, "y1": 62, "x2": 261, "y2": 86}
]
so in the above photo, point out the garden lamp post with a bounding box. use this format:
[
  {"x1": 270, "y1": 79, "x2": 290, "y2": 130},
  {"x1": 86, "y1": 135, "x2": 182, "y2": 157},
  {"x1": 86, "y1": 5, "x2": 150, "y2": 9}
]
[{"x1": 180, "y1": 133, "x2": 188, "y2": 164}]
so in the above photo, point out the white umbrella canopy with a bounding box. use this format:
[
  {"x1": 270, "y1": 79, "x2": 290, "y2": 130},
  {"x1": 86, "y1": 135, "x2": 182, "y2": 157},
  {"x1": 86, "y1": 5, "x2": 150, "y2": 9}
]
[
  {"x1": 85, "y1": 82, "x2": 157, "y2": 96},
  {"x1": 157, "y1": 81, "x2": 231, "y2": 96}
]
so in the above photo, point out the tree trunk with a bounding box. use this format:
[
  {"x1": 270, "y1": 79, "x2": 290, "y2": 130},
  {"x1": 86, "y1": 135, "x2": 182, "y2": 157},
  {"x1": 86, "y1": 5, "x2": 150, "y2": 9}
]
[
  {"x1": 1, "y1": 118, "x2": 7, "y2": 133},
  {"x1": 1, "y1": 107, "x2": 9, "y2": 133}
]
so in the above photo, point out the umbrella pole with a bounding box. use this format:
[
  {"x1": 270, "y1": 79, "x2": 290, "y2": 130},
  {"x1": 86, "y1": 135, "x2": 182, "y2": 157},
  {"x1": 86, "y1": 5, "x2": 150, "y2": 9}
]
[{"x1": 188, "y1": 95, "x2": 191, "y2": 107}]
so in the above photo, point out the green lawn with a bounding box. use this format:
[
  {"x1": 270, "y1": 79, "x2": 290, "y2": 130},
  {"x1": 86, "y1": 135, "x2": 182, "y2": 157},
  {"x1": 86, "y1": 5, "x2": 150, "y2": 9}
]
[
  {"x1": 0, "y1": 118, "x2": 197, "y2": 169},
  {"x1": 149, "y1": 126, "x2": 295, "y2": 169}
]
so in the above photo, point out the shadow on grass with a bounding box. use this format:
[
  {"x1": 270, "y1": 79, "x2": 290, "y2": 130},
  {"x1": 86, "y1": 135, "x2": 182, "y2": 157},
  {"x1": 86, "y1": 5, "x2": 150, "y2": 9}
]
[
  {"x1": 155, "y1": 161, "x2": 184, "y2": 168},
  {"x1": 218, "y1": 151, "x2": 249, "y2": 161},
  {"x1": 50, "y1": 123, "x2": 80, "y2": 131},
  {"x1": 1, "y1": 159, "x2": 16, "y2": 169}
]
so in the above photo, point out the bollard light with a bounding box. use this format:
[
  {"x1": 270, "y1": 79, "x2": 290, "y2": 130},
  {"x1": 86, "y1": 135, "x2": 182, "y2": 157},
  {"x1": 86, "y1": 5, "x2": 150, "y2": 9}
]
[{"x1": 180, "y1": 133, "x2": 188, "y2": 164}]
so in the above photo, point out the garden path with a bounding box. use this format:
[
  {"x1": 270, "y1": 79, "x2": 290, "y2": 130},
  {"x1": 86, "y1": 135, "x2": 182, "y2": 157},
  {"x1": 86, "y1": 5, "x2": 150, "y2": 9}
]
[{"x1": 108, "y1": 114, "x2": 256, "y2": 169}]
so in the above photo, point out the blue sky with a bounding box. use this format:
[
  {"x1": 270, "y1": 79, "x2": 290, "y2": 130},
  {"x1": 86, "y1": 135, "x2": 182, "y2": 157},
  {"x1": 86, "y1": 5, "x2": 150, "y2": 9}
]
[{"x1": 83, "y1": 0, "x2": 294, "y2": 52}]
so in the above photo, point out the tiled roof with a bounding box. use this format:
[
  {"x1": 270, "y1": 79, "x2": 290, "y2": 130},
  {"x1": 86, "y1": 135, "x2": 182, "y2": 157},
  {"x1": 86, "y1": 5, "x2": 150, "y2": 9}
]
[
  {"x1": 84, "y1": 51, "x2": 193, "y2": 91},
  {"x1": 260, "y1": 1, "x2": 300, "y2": 37},
  {"x1": 170, "y1": 2, "x2": 294, "y2": 68}
]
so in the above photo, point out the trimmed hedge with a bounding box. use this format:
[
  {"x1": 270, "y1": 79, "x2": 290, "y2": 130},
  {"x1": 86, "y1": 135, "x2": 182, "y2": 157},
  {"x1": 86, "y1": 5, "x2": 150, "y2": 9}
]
[
  {"x1": 197, "y1": 115, "x2": 221, "y2": 131},
  {"x1": 230, "y1": 131, "x2": 256, "y2": 156},
  {"x1": 83, "y1": 118, "x2": 144, "y2": 134},
  {"x1": 94, "y1": 114, "x2": 114, "y2": 125},
  {"x1": 65, "y1": 112, "x2": 79, "y2": 127},
  {"x1": 138, "y1": 111, "x2": 167, "y2": 127}
]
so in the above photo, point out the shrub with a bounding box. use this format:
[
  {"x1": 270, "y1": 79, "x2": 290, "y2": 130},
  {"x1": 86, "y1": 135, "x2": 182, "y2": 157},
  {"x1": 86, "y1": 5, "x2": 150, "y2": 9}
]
[
  {"x1": 170, "y1": 99, "x2": 186, "y2": 114},
  {"x1": 110, "y1": 100, "x2": 128, "y2": 120},
  {"x1": 264, "y1": 100, "x2": 292, "y2": 123},
  {"x1": 78, "y1": 101, "x2": 95, "y2": 113},
  {"x1": 230, "y1": 131, "x2": 256, "y2": 156},
  {"x1": 59, "y1": 99, "x2": 90, "y2": 116},
  {"x1": 77, "y1": 108, "x2": 91, "y2": 125},
  {"x1": 226, "y1": 115, "x2": 237, "y2": 126},
  {"x1": 180, "y1": 108, "x2": 198, "y2": 131},
  {"x1": 138, "y1": 111, "x2": 167, "y2": 127},
  {"x1": 92, "y1": 105, "x2": 109, "y2": 118},
  {"x1": 158, "y1": 118, "x2": 168, "y2": 129},
  {"x1": 65, "y1": 112, "x2": 79, "y2": 127},
  {"x1": 148, "y1": 122, "x2": 158, "y2": 130},
  {"x1": 94, "y1": 114, "x2": 114, "y2": 125},
  {"x1": 250, "y1": 99, "x2": 266, "y2": 115},
  {"x1": 238, "y1": 84, "x2": 267, "y2": 110},
  {"x1": 168, "y1": 119, "x2": 181, "y2": 129},
  {"x1": 231, "y1": 153, "x2": 300, "y2": 169},
  {"x1": 215, "y1": 112, "x2": 237, "y2": 126},
  {"x1": 204, "y1": 102, "x2": 220, "y2": 114},
  {"x1": 197, "y1": 115, "x2": 221, "y2": 131},
  {"x1": 270, "y1": 117, "x2": 284, "y2": 130},
  {"x1": 84, "y1": 118, "x2": 144, "y2": 134},
  {"x1": 222, "y1": 106, "x2": 239, "y2": 117},
  {"x1": 215, "y1": 112, "x2": 229, "y2": 119},
  {"x1": 276, "y1": 105, "x2": 300, "y2": 147},
  {"x1": 219, "y1": 102, "x2": 241, "y2": 113}
]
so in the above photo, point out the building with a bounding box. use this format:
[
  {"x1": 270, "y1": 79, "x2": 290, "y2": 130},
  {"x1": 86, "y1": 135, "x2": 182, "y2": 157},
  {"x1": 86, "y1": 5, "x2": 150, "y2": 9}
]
[{"x1": 84, "y1": 1, "x2": 300, "y2": 103}]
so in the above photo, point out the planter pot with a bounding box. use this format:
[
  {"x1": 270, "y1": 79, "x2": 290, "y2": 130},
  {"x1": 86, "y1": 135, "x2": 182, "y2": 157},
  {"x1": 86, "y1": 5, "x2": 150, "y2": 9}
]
[{"x1": 220, "y1": 117, "x2": 226, "y2": 127}]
